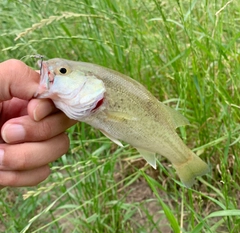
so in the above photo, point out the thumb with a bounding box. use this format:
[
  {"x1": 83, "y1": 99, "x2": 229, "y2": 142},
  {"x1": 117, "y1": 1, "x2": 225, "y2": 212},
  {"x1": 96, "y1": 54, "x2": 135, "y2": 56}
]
[{"x1": 0, "y1": 59, "x2": 39, "y2": 101}]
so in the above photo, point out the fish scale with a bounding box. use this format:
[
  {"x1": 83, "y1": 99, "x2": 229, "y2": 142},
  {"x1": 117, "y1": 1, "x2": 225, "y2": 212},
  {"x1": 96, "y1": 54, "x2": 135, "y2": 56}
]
[{"x1": 36, "y1": 58, "x2": 209, "y2": 187}]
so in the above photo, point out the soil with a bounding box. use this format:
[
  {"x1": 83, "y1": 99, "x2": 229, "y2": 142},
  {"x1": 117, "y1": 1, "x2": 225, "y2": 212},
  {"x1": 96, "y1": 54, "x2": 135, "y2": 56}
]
[{"x1": 115, "y1": 159, "x2": 173, "y2": 233}]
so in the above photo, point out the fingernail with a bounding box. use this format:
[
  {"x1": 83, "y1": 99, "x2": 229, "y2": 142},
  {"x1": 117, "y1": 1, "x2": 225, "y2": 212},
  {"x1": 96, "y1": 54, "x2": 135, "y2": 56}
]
[
  {"x1": 33, "y1": 100, "x2": 55, "y2": 121},
  {"x1": 33, "y1": 105, "x2": 40, "y2": 121},
  {"x1": 2, "y1": 124, "x2": 26, "y2": 143},
  {"x1": 0, "y1": 149, "x2": 4, "y2": 165}
]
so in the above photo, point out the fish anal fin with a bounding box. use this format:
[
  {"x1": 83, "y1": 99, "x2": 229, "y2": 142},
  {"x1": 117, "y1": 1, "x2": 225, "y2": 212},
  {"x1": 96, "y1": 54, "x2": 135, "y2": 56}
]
[
  {"x1": 164, "y1": 105, "x2": 189, "y2": 129},
  {"x1": 136, "y1": 148, "x2": 156, "y2": 169},
  {"x1": 100, "y1": 129, "x2": 123, "y2": 147}
]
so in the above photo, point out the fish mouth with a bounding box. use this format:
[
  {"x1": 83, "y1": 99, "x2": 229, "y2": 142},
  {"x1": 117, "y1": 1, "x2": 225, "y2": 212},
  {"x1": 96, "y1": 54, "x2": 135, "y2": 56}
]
[{"x1": 34, "y1": 60, "x2": 54, "y2": 97}]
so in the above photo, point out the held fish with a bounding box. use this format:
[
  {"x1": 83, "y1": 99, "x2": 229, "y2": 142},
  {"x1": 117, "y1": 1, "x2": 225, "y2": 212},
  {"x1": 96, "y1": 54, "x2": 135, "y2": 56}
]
[{"x1": 35, "y1": 58, "x2": 209, "y2": 187}]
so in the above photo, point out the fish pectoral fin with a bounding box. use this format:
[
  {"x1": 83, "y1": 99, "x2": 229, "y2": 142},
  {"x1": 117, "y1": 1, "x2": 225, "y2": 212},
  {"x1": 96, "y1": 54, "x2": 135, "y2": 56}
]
[
  {"x1": 100, "y1": 129, "x2": 123, "y2": 147},
  {"x1": 136, "y1": 148, "x2": 156, "y2": 169},
  {"x1": 164, "y1": 105, "x2": 189, "y2": 129},
  {"x1": 106, "y1": 111, "x2": 137, "y2": 122}
]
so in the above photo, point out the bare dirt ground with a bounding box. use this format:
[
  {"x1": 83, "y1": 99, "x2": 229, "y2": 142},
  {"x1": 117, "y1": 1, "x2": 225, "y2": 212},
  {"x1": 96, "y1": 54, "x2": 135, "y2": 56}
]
[
  {"x1": 2, "y1": 158, "x2": 227, "y2": 233},
  {"x1": 122, "y1": 180, "x2": 172, "y2": 233},
  {"x1": 115, "y1": 159, "x2": 173, "y2": 233}
]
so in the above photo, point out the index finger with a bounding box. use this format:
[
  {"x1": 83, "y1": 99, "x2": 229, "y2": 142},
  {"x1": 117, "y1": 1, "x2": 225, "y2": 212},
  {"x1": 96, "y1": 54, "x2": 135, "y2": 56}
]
[{"x1": 0, "y1": 59, "x2": 39, "y2": 101}]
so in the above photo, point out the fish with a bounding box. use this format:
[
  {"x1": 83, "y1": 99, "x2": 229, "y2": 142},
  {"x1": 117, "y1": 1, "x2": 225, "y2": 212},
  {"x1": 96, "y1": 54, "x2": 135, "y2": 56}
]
[{"x1": 35, "y1": 58, "x2": 209, "y2": 187}]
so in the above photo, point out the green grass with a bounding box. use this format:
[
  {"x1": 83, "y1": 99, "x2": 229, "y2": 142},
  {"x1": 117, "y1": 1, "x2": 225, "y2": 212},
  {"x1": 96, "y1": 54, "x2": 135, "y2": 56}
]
[{"x1": 1, "y1": 0, "x2": 240, "y2": 232}]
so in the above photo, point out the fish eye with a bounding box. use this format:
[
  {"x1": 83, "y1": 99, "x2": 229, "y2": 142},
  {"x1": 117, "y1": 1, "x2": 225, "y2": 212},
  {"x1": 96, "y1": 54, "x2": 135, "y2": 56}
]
[{"x1": 59, "y1": 67, "x2": 67, "y2": 74}]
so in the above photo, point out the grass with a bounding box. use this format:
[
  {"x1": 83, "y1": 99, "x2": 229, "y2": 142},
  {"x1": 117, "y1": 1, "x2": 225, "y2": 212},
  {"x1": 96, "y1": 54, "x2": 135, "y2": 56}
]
[{"x1": 1, "y1": 0, "x2": 240, "y2": 232}]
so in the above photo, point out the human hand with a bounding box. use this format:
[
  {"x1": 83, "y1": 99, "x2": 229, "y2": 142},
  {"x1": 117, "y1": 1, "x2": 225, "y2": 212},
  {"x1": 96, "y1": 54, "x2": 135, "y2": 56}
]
[{"x1": 0, "y1": 59, "x2": 76, "y2": 188}]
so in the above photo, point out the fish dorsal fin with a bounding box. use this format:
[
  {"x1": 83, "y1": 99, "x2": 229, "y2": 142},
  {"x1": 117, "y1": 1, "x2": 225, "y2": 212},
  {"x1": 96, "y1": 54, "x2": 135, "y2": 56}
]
[
  {"x1": 136, "y1": 148, "x2": 156, "y2": 169},
  {"x1": 100, "y1": 129, "x2": 123, "y2": 147},
  {"x1": 164, "y1": 105, "x2": 189, "y2": 129}
]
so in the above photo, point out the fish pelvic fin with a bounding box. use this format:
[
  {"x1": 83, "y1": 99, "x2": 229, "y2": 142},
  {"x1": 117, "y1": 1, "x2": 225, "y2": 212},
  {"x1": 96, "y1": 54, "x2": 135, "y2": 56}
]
[
  {"x1": 136, "y1": 148, "x2": 156, "y2": 169},
  {"x1": 174, "y1": 152, "x2": 209, "y2": 188},
  {"x1": 100, "y1": 129, "x2": 124, "y2": 147}
]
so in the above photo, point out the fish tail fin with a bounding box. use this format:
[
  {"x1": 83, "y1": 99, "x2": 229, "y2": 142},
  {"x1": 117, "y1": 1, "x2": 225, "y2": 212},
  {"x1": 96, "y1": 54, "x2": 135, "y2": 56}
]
[{"x1": 174, "y1": 152, "x2": 209, "y2": 188}]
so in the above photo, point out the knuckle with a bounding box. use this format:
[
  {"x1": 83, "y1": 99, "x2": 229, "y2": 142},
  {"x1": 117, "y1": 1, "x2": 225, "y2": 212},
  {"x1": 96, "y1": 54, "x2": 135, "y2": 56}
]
[
  {"x1": 16, "y1": 151, "x2": 28, "y2": 170},
  {"x1": 28, "y1": 166, "x2": 51, "y2": 186},
  {"x1": 1, "y1": 147, "x2": 28, "y2": 170},
  {"x1": 6, "y1": 59, "x2": 24, "y2": 68},
  {"x1": 39, "y1": 166, "x2": 51, "y2": 181},
  {"x1": 63, "y1": 133, "x2": 70, "y2": 147},
  {"x1": 0, "y1": 148, "x2": 12, "y2": 168},
  {"x1": 59, "y1": 134, "x2": 70, "y2": 154},
  {"x1": 6, "y1": 59, "x2": 26, "y2": 76},
  {"x1": 6, "y1": 172, "x2": 20, "y2": 186},
  {"x1": 37, "y1": 120, "x2": 53, "y2": 139}
]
